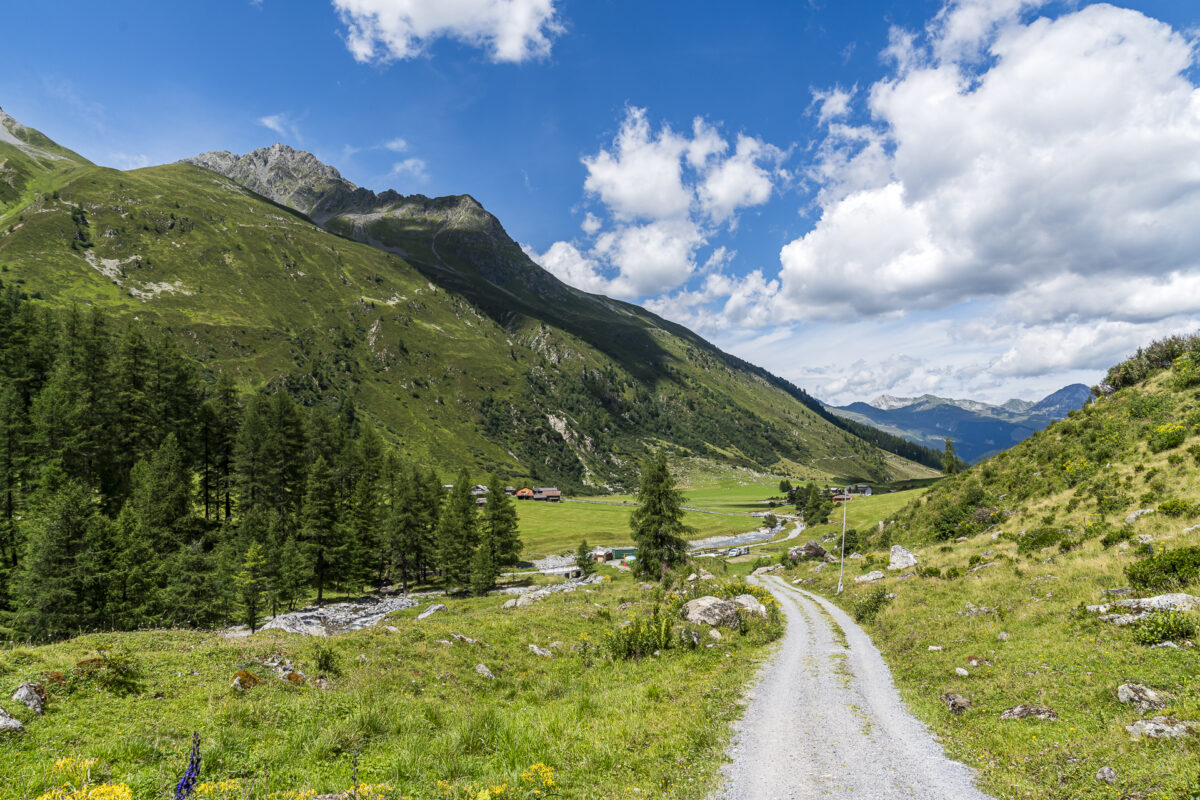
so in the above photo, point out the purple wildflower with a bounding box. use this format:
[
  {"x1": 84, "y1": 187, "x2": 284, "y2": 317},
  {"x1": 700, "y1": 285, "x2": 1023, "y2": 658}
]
[{"x1": 174, "y1": 732, "x2": 201, "y2": 800}]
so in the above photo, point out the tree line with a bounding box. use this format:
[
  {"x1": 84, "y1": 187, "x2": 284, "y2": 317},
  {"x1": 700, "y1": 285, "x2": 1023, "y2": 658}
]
[{"x1": 0, "y1": 282, "x2": 521, "y2": 641}]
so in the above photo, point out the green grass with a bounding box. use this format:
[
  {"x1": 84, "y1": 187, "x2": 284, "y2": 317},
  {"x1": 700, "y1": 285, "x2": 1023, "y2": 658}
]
[
  {"x1": 0, "y1": 568, "x2": 781, "y2": 800},
  {"x1": 516, "y1": 500, "x2": 764, "y2": 557}
]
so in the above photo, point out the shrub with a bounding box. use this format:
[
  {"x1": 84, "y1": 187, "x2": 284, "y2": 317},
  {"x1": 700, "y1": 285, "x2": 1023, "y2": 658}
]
[
  {"x1": 1017, "y1": 527, "x2": 1064, "y2": 554},
  {"x1": 1148, "y1": 423, "x2": 1187, "y2": 453},
  {"x1": 1132, "y1": 611, "x2": 1197, "y2": 645},
  {"x1": 944, "y1": 567, "x2": 962, "y2": 579},
  {"x1": 917, "y1": 565, "x2": 942, "y2": 579},
  {"x1": 1126, "y1": 546, "x2": 1200, "y2": 591},
  {"x1": 1100, "y1": 527, "x2": 1132, "y2": 548},
  {"x1": 1171, "y1": 352, "x2": 1200, "y2": 389},
  {"x1": 1159, "y1": 498, "x2": 1196, "y2": 517},
  {"x1": 604, "y1": 610, "x2": 673, "y2": 660},
  {"x1": 852, "y1": 587, "x2": 891, "y2": 623},
  {"x1": 313, "y1": 642, "x2": 342, "y2": 677}
]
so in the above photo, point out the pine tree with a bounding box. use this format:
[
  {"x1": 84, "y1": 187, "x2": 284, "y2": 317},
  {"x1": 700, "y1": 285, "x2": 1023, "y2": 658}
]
[
  {"x1": 236, "y1": 542, "x2": 268, "y2": 633},
  {"x1": 436, "y1": 469, "x2": 478, "y2": 587},
  {"x1": 300, "y1": 456, "x2": 338, "y2": 604},
  {"x1": 575, "y1": 539, "x2": 596, "y2": 578},
  {"x1": 628, "y1": 452, "x2": 693, "y2": 578},
  {"x1": 0, "y1": 383, "x2": 26, "y2": 570},
  {"x1": 234, "y1": 394, "x2": 271, "y2": 515},
  {"x1": 481, "y1": 474, "x2": 521, "y2": 567},
  {"x1": 201, "y1": 372, "x2": 240, "y2": 522},
  {"x1": 469, "y1": 541, "x2": 496, "y2": 597},
  {"x1": 942, "y1": 437, "x2": 962, "y2": 475}
]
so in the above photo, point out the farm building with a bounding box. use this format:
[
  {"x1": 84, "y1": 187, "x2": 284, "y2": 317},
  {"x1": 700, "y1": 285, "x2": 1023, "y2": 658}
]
[
  {"x1": 532, "y1": 487, "x2": 562, "y2": 502},
  {"x1": 515, "y1": 488, "x2": 534, "y2": 499},
  {"x1": 610, "y1": 546, "x2": 637, "y2": 560},
  {"x1": 590, "y1": 546, "x2": 614, "y2": 563}
]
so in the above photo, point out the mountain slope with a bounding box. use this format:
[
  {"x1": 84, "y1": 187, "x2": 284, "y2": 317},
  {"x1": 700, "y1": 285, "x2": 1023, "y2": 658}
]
[
  {"x1": 0, "y1": 116, "x2": 939, "y2": 489},
  {"x1": 829, "y1": 385, "x2": 1091, "y2": 463}
]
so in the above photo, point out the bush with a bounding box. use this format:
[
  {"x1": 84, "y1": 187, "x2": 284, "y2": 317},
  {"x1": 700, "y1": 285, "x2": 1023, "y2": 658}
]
[
  {"x1": 313, "y1": 642, "x2": 342, "y2": 677},
  {"x1": 1126, "y1": 546, "x2": 1200, "y2": 591},
  {"x1": 1132, "y1": 611, "x2": 1197, "y2": 645},
  {"x1": 604, "y1": 611, "x2": 674, "y2": 660},
  {"x1": 1017, "y1": 526, "x2": 1064, "y2": 554},
  {"x1": 852, "y1": 587, "x2": 891, "y2": 623},
  {"x1": 1148, "y1": 423, "x2": 1187, "y2": 453},
  {"x1": 1159, "y1": 498, "x2": 1196, "y2": 517},
  {"x1": 1101, "y1": 527, "x2": 1133, "y2": 548},
  {"x1": 944, "y1": 567, "x2": 962, "y2": 579}
]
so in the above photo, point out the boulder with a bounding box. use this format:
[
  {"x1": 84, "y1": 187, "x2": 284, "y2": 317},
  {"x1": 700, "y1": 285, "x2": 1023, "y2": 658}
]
[
  {"x1": 854, "y1": 571, "x2": 885, "y2": 584},
  {"x1": 813, "y1": 563, "x2": 827, "y2": 574},
  {"x1": 687, "y1": 573, "x2": 699, "y2": 582},
  {"x1": 475, "y1": 664, "x2": 495, "y2": 680},
  {"x1": 1087, "y1": 593, "x2": 1200, "y2": 624},
  {"x1": 1000, "y1": 705, "x2": 1058, "y2": 721},
  {"x1": 1095, "y1": 767, "x2": 1116, "y2": 785},
  {"x1": 528, "y1": 644, "x2": 553, "y2": 658},
  {"x1": 501, "y1": 598, "x2": 518, "y2": 609},
  {"x1": 0, "y1": 706, "x2": 22, "y2": 734},
  {"x1": 941, "y1": 693, "x2": 971, "y2": 714},
  {"x1": 795, "y1": 541, "x2": 829, "y2": 560},
  {"x1": 515, "y1": 594, "x2": 538, "y2": 608},
  {"x1": 698, "y1": 569, "x2": 716, "y2": 580},
  {"x1": 1117, "y1": 683, "x2": 1167, "y2": 713},
  {"x1": 681, "y1": 596, "x2": 740, "y2": 628},
  {"x1": 417, "y1": 603, "x2": 447, "y2": 621},
  {"x1": 955, "y1": 668, "x2": 969, "y2": 677},
  {"x1": 11, "y1": 683, "x2": 46, "y2": 715},
  {"x1": 888, "y1": 545, "x2": 918, "y2": 571},
  {"x1": 1125, "y1": 508, "x2": 1155, "y2": 525},
  {"x1": 708, "y1": 628, "x2": 723, "y2": 640},
  {"x1": 1126, "y1": 716, "x2": 1195, "y2": 740},
  {"x1": 733, "y1": 594, "x2": 768, "y2": 618},
  {"x1": 751, "y1": 565, "x2": 781, "y2": 576}
]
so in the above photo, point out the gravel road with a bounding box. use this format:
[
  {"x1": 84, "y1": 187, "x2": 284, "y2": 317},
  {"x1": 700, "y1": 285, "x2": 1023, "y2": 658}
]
[{"x1": 714, "y1": 576, "x2": 997, "y2": 800}]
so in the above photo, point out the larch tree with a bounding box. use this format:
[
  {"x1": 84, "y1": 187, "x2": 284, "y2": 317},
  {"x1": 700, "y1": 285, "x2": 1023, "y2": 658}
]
[{"x1": 628, "y1": 452, "x2": 693, "y2": 578}]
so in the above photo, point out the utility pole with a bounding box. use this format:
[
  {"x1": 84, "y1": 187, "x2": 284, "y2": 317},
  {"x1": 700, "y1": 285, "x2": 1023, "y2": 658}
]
[{"x1": 836, "y1": 487, "x2": 847, "y2": 595}]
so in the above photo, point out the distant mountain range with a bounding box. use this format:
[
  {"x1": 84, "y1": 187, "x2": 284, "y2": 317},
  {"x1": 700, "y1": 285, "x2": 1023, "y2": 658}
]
[{"x1": 828, "y1": 384, "x2": 1093, "y2": 463}]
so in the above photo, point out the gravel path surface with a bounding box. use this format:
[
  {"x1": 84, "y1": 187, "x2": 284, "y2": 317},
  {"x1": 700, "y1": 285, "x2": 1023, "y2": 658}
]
[{"x1": 714, "y1": 576, "x2": 997, "y2": 800}]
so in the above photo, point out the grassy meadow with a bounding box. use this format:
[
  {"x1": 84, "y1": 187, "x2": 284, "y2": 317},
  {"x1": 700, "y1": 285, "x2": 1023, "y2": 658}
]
[{"x1": 1, "y1": 566, "x2": 782, "y2": 800}]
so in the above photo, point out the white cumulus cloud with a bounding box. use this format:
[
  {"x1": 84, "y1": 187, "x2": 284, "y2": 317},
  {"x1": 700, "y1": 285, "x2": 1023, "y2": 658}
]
[{"x1": 332, "y1": 0, "x2": 561, "y2": 64}]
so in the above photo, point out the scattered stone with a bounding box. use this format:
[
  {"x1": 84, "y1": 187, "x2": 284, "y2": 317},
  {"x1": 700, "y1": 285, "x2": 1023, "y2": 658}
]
[
  {"x1": 515, "y1": 594, "x2": 537, "y2": 608},
  {"x1": 896, "y1": 572, "x2": 916, "y2": 580},
  {"x1": 1125, "y1": 716, "x2": 1196, "y2": 740},
  {"x1": 848, "y1": 552, "x2": 864, "y2": 560},
  {"x1": 955, "y1": 667, "x2": 969, "y2": 677},
  {"x1": 969, "y1": 562, "x2": 998, "y2": 572},
  {"x1": 687, "y1": 573, "x2": 699, "y2": 582},
  {"x1": 709, "y1": 629, "x2": 723, "y2": 640},
  {"x1": 681, "y1": 596, "x2": 740, "y2": 628},
  {"x1": 501, "y1": 598, "x2": 518, "y2": 609},
  {"x1": 698, "y1": 568, "x2": 716, "y2": 580},
  {"x1": 966, "y1": 656, "x2": 991, "y2": 668},
  {"x1": 640, "y1": 582, "x2": 656, "y2": 591},
  {"x1": 1000, "y1": 705, "x2": 1058, "y2": 721},
  {"x1": 888, "y1": 545, "x2": 918, "y2": 571},
  {"x1": 813, "y1": 563, "x2": 827, "y2": 574},
  {"x1": 751, "y1": 565, "x2": 781, "y2": 576},
  {"x1": 436, "y1": 639, "x2": 453, "y2": 647},
  {"x1": 1184, "y1": 524, "x2": 1200, "y2": 534},
  {"x1": 417, "y1": 603, "x2": 447, "y2": 621},
  {"x1": 11, "y1": 683, "x2": 46, "y2": 715},
  {"x1": 928, "y1": 645, "x2": 943, "y2": 651},
  {"x1": 0, "y1": 706, "x2": 23, "y2": 734},
  {"x1": 1117, "y1": 683, "x2": 1167, "y2": 713},
  {"x1": 990, "y1": 532, "x2": 1001, "y2": 541},
  {"x1": 257, "y1": 593, "x2": 420, "y2": 636},
  {"x1": 475, "y1": 664, "x2": 495, "y2": 680},
  {"x1": 1135, "y1": 534, "x2": 1154, "y2": 544},
  {"x1": 313, "y1": 677, "x2": 332, "y2": 690},
  {"x1": 955, "y1": 536, "x2": 969, "y2": 543},
  {"x1": 1151, "y1": 641, "x2": 1181, "y2": 649},
  {"x1": 941, "y1": 693, "x2": 971, "y2": 714},
  {"x1": 997, "y1": 631, "x2": 1010, "y2": 642},
  {"x1": 451, "y1": 633, "x2": 478, "y2": 644},
  {"x1": 1087, "y1": 593, "x2": 1200, "y2": 625},
  {"x1": 959, "y1": 603, "x2": 997, "y2": 617},
  {"x1": 855, "y1": 571, "x2": 885, "y2": 584},
  {"x1": 231, "y1": 670, "x2": 260, "y2": 692},
  {"x1": 733, "y1": 594, "x2": 768, "y2": 618},
  {"x1": 528, "y1": 644, "x2": 553, "y2": 658},
  {"x1": 1102, "y1": 588, "x2": 1132, "y2": 597},
  {"x1": 1125, "y1": 508, "x2": 1155, "y2": 525},
  {"x1": 1095, "y1": 766, "x2": 1116, "y2": 785}
]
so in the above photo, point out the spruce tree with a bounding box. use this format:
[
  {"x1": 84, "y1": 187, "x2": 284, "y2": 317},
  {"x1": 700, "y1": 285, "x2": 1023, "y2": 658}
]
[
  {"x1": 469, "y1": 541, "x2": 496, "y2": 597},
  {"x1": 435, "y1": 469, "x2": 478, "y2": 587},
  {"x1": 236, "y1": 542, "x2": 268, "y2": 633},
  {"x1": 628, "y1": 452, "x2": 693, "y2": 578},
  {"x1": 481, "y1": 473, "x2": 521, "y2": 567},
  {"x1": 575, "y1": 539, "x2": 596, "y2": 578}
]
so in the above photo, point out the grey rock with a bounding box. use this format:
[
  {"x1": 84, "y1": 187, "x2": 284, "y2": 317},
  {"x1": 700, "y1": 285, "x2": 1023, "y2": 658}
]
[
  {"x1": 451, "y1": 632, "x2": 478, "y2": 644},
  {"x1": 813, "y1": 562, "x2": 827, "y2": 574},
  {"x1": 941, "y1": 693, "x2": 971, "y2": 714},
  {"x1": 997, "y1": 631, "x2": 1010, "y2": 642},
  {"x1": 1000, "y1": 704, "x2": 1058, "y2": 720},
  {"x1": 687, "y1": 573, "x2": 699, "y2": 582},
  {"x1": 928, "y1": 645, "x2": 943, "y2": 651},
  {"x1": 1135, "y1": 534, "x2": 1154, "y2": 544},
  {"x1": 11, "y1": 683, "x2": 45, "y2": 715},
  {"x1": 1088, "y1": 593, "x2": 1200, "y2": 625},
  {"x1": 795, "y1": 540, "x2": 829, "y2": 560},
  {"x1": 854, "y1": 570, "x2": 885, "y2": 584},
  {"x1": 681, "y1": 596, "x2": 740, "y2": 628},
  {"x1": 417, "y1": 603, "x2": 447, "y2": 621},
  {"x1": 1095, "y1": 766, "x2": 1116, "y2": 784},
  {"x1": 528, "y1": 644, "x2": 553, "y2": 657},
  {"x1": 709, "y1": 628, "x2": 723, "y2": 640},
  {"x1": 1102, "y1": 587, "x2": 1132, "y2": 596},
  {"x1": 259, "y1": 593, "x2": 419, "y2": 636},
  {"x1": 1184, "y1": 524, "x2": 1200, "y2": 534},
  {"x1": 751, "y1": 565, "x2": 781, "y2": 576},
  {"x1": 955, "y1": 667, "x2": 969, "y2": 677},
  {"x1": 1125, "y1": 508, "x2": 1155, "y2": 525},
  {"x1": 733, "y1": 594, "x2": 768, "y2": 619},
  {"x1": 475, "y1": 663, "x2": 495, "y2": 680},
  {"x1": 501, "y1": 598, "x2": 518, "y2": 609},
  {"x1": 1125, "y1": 716, "x2": 1195, "y2": 740},
  {"x1": 888, "y1": 545, "x2": 918, "y2": 571},
  {"x1": 515, "y1": 594, "x2": 537, "y2": 608},
  {"x1": 1117, "y1": 683, "x2": 1167, "y2": 713},
  {"x1": 0, "y1": 707, "x2": 23, "y2": 734}
]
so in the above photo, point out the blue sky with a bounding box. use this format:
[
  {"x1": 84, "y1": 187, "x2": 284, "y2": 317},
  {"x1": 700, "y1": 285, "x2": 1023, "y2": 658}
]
[{"x1": 5, "y1": 0, "x2": 1200, "y2": 405}]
